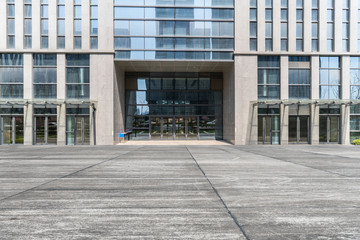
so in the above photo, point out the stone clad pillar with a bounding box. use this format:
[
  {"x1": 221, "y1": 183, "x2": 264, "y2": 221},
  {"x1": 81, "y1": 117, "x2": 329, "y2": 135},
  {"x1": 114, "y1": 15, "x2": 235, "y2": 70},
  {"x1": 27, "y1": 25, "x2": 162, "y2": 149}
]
[
  {"x1": 23, "y1": 54, "x2": 33, "y2": 145},
  {"x1": 57, "y1": 54, "x2": 66, "y2": 145}
]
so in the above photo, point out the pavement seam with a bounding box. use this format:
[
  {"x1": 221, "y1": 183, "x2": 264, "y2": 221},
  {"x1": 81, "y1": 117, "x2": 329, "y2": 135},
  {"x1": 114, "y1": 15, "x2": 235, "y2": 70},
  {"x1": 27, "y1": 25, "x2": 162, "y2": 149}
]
[
  {"x1": 185, "y1": 146, "x2": 251, "y2": 240},
  {"x1": 0, "y1": 147, "x2": 144, "y2": 202},
  {"x1": 229, "y1": 147, "x2": 355, "y2": 179}
]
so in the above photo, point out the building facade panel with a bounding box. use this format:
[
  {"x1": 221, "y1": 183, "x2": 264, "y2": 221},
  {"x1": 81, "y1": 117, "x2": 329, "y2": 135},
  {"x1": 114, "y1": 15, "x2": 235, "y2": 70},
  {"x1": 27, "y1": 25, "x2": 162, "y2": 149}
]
[{"x1": 1, "y1": 0, "x2": 360, "y2": 145}]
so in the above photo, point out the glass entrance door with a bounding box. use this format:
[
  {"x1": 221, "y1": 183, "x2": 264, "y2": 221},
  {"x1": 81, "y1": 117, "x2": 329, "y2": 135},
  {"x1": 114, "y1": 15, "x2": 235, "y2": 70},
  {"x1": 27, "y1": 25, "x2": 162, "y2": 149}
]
[
  {"x1": 162, "y1": 117, "x2": 174, "y2": 139},
  {"x1": 186, "y1": 117, "x2": 198, "y2": 139},
  {"x1": 258, "y1": 115, "x2": 280, "y2": 144},
  {"x1": 175, "y1": 117, "x2": 185, "y2": 140},
  {"x1": 0, "y1": 116, "x2": 23, "y2": 145},
  {"x1": 149, "y1": 116, "x2": 199, "y2": 140},
  {"x1": 289, "y1": 116, "x2": 309, "y2": 144},
  {"x1": 34, "y1": 116, "x2": 57, "y2": 145},
  {"x1": 320, "y1": 116, "x2": 340, "y2": 143},
  {"x1": 66, "y1": 116, "x2": 90, "y2": 145}
]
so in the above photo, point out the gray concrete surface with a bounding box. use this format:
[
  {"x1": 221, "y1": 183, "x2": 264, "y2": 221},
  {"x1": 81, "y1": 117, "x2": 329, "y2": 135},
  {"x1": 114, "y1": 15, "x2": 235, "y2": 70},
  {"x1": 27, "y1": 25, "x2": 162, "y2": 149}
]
[{"x1": 0, "y1": 145, "x2": 359, "y2": 240}]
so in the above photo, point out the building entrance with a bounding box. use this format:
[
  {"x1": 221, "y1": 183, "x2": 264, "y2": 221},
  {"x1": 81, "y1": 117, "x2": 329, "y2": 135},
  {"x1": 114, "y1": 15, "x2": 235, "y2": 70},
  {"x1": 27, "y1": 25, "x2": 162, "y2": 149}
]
[
  {"x1": 66, "y1": 116, "x2": 90, "y2": 145},
  {"x1": 34, "y1": 116, "x2": 57, "y2": 145},
  {"x1": 289, "y1": 116, "x2": 309, "y2": 144},
  {"x1": 150, "y1": 116, "x2": 198, "y2": 140},
  {"x1": 0, "y1": 116, "x2": 24, "y2": 145},
  {"x1": 125, "y1": 73, "x2": 223, "y2": 141}
]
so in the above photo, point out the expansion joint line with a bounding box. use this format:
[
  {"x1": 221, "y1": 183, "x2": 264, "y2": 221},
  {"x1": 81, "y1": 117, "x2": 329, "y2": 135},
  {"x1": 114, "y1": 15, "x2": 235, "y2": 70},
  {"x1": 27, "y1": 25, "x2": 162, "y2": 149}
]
[
  {"x1": 185, "y1": 146, "x2": 251, "y2": 240},
  {"x1": 0, "y1": 146, "x2": 144, "y2": 202}
]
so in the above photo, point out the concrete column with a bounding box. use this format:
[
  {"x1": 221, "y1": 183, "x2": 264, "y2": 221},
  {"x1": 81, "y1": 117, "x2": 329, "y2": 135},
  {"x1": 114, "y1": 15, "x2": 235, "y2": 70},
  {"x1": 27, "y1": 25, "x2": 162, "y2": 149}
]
[
  {"x1": 15, "y1": 0, "x2": 24, "y2": 49},
  {"x1": 98, "y1": 0, "x2": 114, "y2": 51},
  {"x1": 0, "y1": 0, "x2": 6, "y2": 49},
  {"x1": 23, "y1": 54, "x2": 33, "y2": 145},
  {"x1": 341, "y1": 56, "x2": 350, "y2": 145},
  {"x1": 334, "y1": 0, "x2": 342, "y2": 53},
  {"x1": 310, "y1": 104, "x2": 319, "y2": 144},
  {"x1": 342, "y1": 56, "x2": 350, "y2": 100},
  {"x1": 288, "y1": 0, "x2": 296, "y2": 52},
  {"x1": 32, "y1": 0, "x2": 41, "y2": 50},
  {"x1": 318, "y1": 0, "x2": 327, "y2": 52},
  {"x1": 48, "y1": 0, "x2": 57, "y2": 49},
  {"x1": 65, "y1": 0, "x2": 74, "y2": 50},
  {"x1": 90, "y1": 54, "x2": 115, "y2": 145},
  {"x1": 223, "y1": 65, "x2": 235, "y2": 144},
  {"x1": 57, "y1": 54, "x2": 66, "y2": 145},
  {"x1": 272, "y1": 0, "x2": 281, "y2": 52},
  {"x1": 341, "y1": 104, "x2": 350, "y2": 145},
  {"x1": 303, "y1": 0, "x2": 311, "y2": 53},
  {"x1": 350, "y1": 0, "x2": 358, "y2": 52},
  {"x1": 82, "y1": 0, "x2": 90, "y2": 50},
  {"x1": 234, "y1": 56, "x2": 257, "y2": 145},
  {"x1": 57, "y1": 104, "x2": 66, "y2": 146},
  {"x1": 257, "y1": 0, "x2": 265, "y2": 52},
  {"x1": 234, "y1": 0, "x2": 249, "y2": 53},
  {"x1": 280, "y1": 56, "x2": 289, "y2": 100},
  {"x1": 280, "y1": 104, "x2": 288, "y2": 145},
  {"x1": 311, "y1": 56, "x2": 320, "y2": 99},
  {"x1": 114, "y1": 65, "x2": 125, "y2": 144}
]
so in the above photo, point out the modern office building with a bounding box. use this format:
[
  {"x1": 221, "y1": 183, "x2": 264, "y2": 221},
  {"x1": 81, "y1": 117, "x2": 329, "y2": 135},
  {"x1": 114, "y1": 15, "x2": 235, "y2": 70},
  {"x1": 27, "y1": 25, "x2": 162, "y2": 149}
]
[{"x1": 0, "y1": 0, "x2": 360, "y2": 146}]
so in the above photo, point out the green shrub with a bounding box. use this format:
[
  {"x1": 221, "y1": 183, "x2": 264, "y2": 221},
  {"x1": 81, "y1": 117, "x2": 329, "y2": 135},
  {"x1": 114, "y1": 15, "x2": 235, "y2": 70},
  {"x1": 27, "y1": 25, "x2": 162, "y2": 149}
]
[{"x1": 352, "y1": 139, "x2": 360, "y2": 145}]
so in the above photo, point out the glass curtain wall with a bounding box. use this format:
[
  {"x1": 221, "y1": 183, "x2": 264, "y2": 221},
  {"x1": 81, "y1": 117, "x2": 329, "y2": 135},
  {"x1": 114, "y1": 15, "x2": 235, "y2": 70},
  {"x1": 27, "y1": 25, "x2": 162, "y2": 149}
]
[
  {"x1": 289, "y1": 56, "x2": 310, "y2": 99},
  {"x1": 258, "y1": 56, "x2": 280, "y2": 99},
  {"x1": 125, "y1": 72, "x2": 223, "y2": 140},
  {"x1": 249, "y1": 0, "x2": 257, "y2": 51},
  {"x1": 320, "y1": 57, "x2": 341, "y2": 99},
  {"x1": 0, "y1": 54, "x2": 24, "y2": 99},
  {"x1": 66, "y1": 54, "x2": 90, "y2": 99},
  {"x1": 33, "y1": 54, "x2": 57, "y2": 99},
  {"x1": 114, "y1": 0, "x2": 234, "y2": 60}
]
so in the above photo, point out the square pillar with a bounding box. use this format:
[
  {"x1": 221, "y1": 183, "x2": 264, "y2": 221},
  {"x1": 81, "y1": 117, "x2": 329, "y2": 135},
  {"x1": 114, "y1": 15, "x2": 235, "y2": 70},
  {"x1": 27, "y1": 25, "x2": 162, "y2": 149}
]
[
  {"x1": 310, "y1": 104, "x2": 319, "y2": 144},
  {"x1": 280, "y1": 103, "x2": 288, "y2": 145},
  {"x1": 23, "y1": 54, "x2": 33, "y2": 145},
  {"x1": 57, "y1": 104, "x2": 66, "y2": 146},
  {"x1": 57, "y1": 54, "x2": 66, "y2": 145},
  {"x1": 341, "y1": 104, "x2": 351, "y2": 145}
]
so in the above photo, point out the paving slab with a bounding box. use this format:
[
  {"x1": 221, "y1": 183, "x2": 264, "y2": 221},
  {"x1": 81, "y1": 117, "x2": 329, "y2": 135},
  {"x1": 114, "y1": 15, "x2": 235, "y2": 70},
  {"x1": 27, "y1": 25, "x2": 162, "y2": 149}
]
[{"x1": 0, "y1": 145, "x2": 360, "y2": 239}]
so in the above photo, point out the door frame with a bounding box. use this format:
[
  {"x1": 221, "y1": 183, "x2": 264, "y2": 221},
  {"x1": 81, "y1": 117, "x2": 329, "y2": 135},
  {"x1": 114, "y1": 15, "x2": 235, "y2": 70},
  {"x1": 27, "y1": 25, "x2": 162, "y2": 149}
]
[
  {"x1": 258, "y1": 115, "x2": 280, "y2": 145},
  {"x1": 289, "y1": 115, "x2": 310, "y2": 144},
  {"x1": 149, "y1": 116, "x2": 199, "y2": 140},
  {"x1": 33, "y1": 115, "x2": 57, "y2": 145},
  {"x1": 319, "y1": 115, "x2": 340, "y2": 144},
  {"x1": 0, "y1": 115, "x2": 23, "y2": 145}
]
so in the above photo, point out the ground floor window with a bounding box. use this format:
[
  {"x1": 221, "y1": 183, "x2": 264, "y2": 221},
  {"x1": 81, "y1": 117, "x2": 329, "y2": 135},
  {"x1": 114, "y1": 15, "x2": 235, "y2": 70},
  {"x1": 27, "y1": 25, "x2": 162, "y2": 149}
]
[
  {"x1": 66, "y1": 106, "x2": 90, "y2": 145},
  {"x1": 33, "y1": 106, "x2": 57, "y2": 145},
  {"x1": 257, "y1": 105, "x2": 280, "y2": 144},
  {"x1": 125, "y1": 73, "x2": 223, "y2": 140},
  {"x1": 0, "y1": 106, "x2": 24, "y2": 145},
  {"x1": 350, "y1": 104, "x2": 360, "y2": 143}
]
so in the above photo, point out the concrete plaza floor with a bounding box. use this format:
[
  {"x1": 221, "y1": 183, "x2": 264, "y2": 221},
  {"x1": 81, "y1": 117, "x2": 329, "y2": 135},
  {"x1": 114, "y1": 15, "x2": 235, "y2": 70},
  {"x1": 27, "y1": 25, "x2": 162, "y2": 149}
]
[{"x1": 0, "y1": 144, "x2": 359, "y2": 240}]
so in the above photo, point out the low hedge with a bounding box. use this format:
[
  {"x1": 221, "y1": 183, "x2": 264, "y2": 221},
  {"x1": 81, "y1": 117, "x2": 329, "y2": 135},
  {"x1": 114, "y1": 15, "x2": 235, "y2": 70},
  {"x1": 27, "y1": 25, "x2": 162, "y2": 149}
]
[{"x1": 352, "y1": 139, "x2": 360, "y2": 145}]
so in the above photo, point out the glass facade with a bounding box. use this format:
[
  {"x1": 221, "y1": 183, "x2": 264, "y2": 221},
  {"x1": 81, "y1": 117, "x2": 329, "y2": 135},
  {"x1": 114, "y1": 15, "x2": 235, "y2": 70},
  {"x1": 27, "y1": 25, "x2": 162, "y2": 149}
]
[
  {"x1": 66, "y1": 54, "x2": 90, "y2": 99},
  {"x1": 350, "y1": 57, "x2": 360, "y2": 99},
  {"x1": 258, "y1": 56, "x2": 280, "y2": 99},
  {"x1": 125, "y1": 72, "x2": 223, "y2": 140},
  {"x1": 0, "y1": 107, "x2": 24, "y2": 145},
  {"x1": 0, "y1": 54, "x2": 24, "y2": 99},
  {"x1": 33, "y1": 54, "x2": 57, "y2": 99},
  {"x1": 320, "y1": 57, "x2": 341, "y2": 99},
  {"x1": 114, "y1": 0, "x2": 234, "y2": 60},
  {"x1": 289, "y1": 56, "x2": 310, "y2": 99}
]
